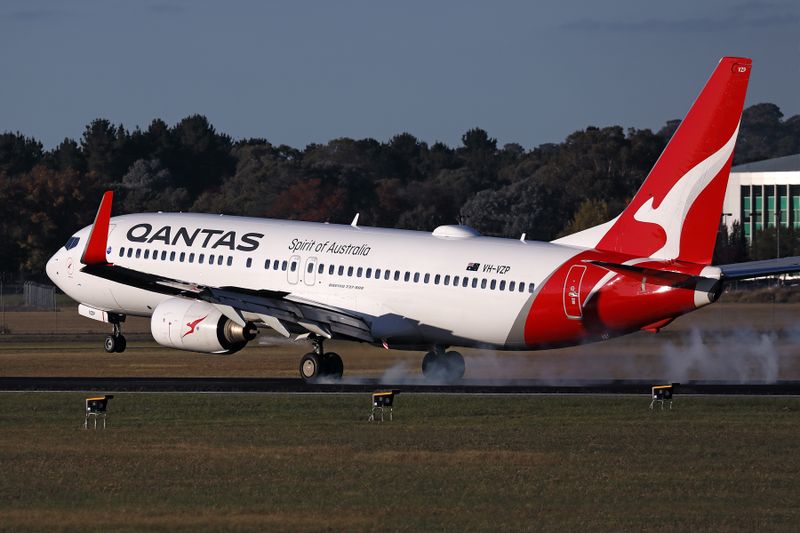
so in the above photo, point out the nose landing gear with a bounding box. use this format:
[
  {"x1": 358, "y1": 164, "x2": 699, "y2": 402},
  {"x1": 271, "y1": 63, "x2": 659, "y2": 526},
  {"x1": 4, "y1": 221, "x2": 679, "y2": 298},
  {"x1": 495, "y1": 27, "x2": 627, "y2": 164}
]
[{"x1": 103, "y1": 320, "x2": 127, "y2": 353}]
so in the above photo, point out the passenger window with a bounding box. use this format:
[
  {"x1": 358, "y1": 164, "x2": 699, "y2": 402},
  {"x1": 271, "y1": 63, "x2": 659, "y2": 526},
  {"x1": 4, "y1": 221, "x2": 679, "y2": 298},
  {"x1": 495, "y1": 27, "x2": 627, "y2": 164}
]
[
  {"x1": 153, "y1": 250, "x2": 159, "y2": 261},
  {"x1": 453, "y1": 275, "x2": 460, "y2": 286},
  {"x1": 119, "y1": 247, "x2": 125, "y2": 257},
  {"x1": 424, "y1": 273, "x2": 430, "y2": 284},
  {"x1": 393, "y1": 271, "x2": 400, "y2": 281},
  {"x1": 490, "y1": 279, "x2": 496, "y2": 290},
  {"x1": 265, "y1": 259, "x2": 271, "y2": 269},
  {"x1": 384, "y1": 270, "x2": 391, "y2": 280},
  {"x1": 444, "y1": 275, "x2": 451, "y2": 286},
  {"x1": 528, "y1": 283, "x2": 535, "y2": 293},
  {"x1": 144, "y1": 250, "x2": 150, "y2": 259},
  {"x1": 519, "y1": 282, "x2": 525, "y2": 293},
  {"x1": 127, "y1": 249, "x2": 133, "y2": 258},
  {"x1": 291, "y1": 261, "x2": 298, "y2": 272},
  {"x1": 170, "y1": 251, "x2": 176, "y2": 261},
  {"x1": 338, "y1": 266, "x2": 344, "y2": 275},
  {"x1": 161, "y1": 251, "x2": 167, "y2": 260},
  {"x1": 471, "y1": 278, "x2": 478, "y2": 288},
  {"x1": 462, "y1": 277, "x2": 468, "y2": 287},
  {"x1": 348, "y1": 266, "x2": 354, "y2": 276},
  {"x1": 318, "y1": 264, "x2": 324, "y2": 274},
  {"x1": 209, "y1": 254, "x2": 215, "y2": 264},
  {"x1": 307, "y1": 263, "x2": 314, "y2": 274},
  {"x1": 187, "y1": 252, "x2": 194, "y2": 263},
  {"x1": 179, "y1": 252, "x2": 185, "y2": 262},
  {"x1": 509, "y1": 281, "x2": 515, "y2": 291},
  {"x1": 499, "y1": 280, "x2": 506, "y2": 291},
  {"x1": 273, "y1": 261, "x2": 279, "y2": 270},
  {"x1": 282, "y1": 261, "x2": 287, "y2": 271},
  {"x1": 199, "y1": 254, "x2": 205, "y2": 264},
  {"x1": 357, "y1": 267, "x2": 363, "y2": 277},
  {"x1": 404, "y1": 272, "x2": 410, "y2": 282},
  {"x1": 329, "y1": 265, "x2": 335, "y2": 275},
  {"x1": 434, "y1": 274, "x2": 440, "y2": 285},
  {"x1": 227, "y1": 256, "x2": 232, "y2": 266},
  {"x1": 375, "y1": 268, "x2": 381, "y2": 278},
  {"x1": 481, "y1": 279, "x2": 487, "y2": 289},
  {"x1": 246, "y1": 258, "x2": 252, "y2": 268},
  {"x1": 413, "y1": 273, "x2": 420, "y2": 283},
  {"x1": 366, "y1": 268, "x2": 372, "y2": 278}
]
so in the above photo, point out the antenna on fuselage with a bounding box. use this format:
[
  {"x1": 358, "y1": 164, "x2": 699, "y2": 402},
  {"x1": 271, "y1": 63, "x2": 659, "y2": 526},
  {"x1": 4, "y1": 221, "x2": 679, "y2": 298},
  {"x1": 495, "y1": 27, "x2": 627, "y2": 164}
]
[
  {"x1": 351, "y1": 213, "x2": 360, "y2": 227},
  {"x1": 520, "y1": 233, "x2": 526, "y2": 242}
]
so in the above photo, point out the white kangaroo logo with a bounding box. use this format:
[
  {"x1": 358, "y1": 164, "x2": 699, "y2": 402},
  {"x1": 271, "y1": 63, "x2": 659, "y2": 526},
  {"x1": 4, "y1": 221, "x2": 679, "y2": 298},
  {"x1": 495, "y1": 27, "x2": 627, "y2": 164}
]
[{"x1": 633, "y1": 125, "x2": 739, "y2": 260}]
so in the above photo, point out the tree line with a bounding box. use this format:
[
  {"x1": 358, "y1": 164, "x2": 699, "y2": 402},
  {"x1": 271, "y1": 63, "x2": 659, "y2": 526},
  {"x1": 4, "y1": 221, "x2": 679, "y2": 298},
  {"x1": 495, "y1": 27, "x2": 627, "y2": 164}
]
[{"x1": 1, "y1": 103, "x2": 798, "y2": 279}]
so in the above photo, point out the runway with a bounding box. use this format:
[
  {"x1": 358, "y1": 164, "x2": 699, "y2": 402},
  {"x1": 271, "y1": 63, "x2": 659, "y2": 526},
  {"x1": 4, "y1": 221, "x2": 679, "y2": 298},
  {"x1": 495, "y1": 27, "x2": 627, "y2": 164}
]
[{"x1": 1, "y1": 377, "x2": 798, "y2": 395}]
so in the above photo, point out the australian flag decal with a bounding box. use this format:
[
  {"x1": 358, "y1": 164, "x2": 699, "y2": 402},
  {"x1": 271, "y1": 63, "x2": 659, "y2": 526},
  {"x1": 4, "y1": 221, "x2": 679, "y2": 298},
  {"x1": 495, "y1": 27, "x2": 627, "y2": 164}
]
[{"x1": 466, "y1": 262, "x2": 480, "y2": 271}]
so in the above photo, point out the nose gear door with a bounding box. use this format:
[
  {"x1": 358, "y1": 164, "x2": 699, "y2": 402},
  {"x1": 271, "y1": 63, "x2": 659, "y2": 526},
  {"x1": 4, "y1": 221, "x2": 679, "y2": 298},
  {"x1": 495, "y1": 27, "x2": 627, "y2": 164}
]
[{"x1": 563, "y1": 265, "x2": 586, "y2": 320}]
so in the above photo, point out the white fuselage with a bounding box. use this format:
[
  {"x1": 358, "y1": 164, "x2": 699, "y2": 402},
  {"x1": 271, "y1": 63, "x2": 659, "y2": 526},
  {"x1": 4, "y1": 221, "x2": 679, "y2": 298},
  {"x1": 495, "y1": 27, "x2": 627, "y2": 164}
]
[{"x1": 47, "y1": 213, "x2": 581, "y2": 349}]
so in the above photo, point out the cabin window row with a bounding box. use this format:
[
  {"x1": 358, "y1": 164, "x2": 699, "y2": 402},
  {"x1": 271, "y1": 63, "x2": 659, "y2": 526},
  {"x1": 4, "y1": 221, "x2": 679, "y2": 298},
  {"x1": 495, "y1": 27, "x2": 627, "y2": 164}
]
[
  {"x1": 118, "y1": 247, "x2": 233, "y2": 267},
  {"x1": 256, "y1": 258, "x2": 535, "y2": 293}
]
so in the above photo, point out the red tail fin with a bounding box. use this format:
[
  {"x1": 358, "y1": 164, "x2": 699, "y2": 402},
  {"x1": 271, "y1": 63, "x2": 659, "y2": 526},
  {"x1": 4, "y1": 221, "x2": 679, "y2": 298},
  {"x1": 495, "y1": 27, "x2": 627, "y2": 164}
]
[{"x1": 556, "y1": 57, "x2": 752, "y2": 265}]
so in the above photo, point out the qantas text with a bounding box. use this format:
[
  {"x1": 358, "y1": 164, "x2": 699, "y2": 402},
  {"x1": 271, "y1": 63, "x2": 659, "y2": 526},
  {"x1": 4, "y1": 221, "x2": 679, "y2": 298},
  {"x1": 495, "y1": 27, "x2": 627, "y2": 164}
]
[{"x1": 126, "y1": 224, "x2": 264, "y2": 251}]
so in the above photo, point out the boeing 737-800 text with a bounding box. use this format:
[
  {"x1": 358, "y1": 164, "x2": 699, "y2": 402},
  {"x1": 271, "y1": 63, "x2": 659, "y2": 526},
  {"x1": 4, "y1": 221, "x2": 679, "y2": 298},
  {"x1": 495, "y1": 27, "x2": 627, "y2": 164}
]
[{"x1": 46, "y1": 57, "x2": 800, "y2": 382}]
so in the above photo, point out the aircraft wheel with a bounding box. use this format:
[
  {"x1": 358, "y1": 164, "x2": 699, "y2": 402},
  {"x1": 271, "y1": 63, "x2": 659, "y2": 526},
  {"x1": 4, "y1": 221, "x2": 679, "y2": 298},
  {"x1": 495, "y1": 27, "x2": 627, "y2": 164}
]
[
  {"x1": 445, "y1": 350, "x2": 465, "y2": 380},
  {"x1": 114, "y1": 335, "x2": 127, "y2": 353},
  {"x1": 300, "y1": 352, "x2": 322, "y2": 382},
  {"x1": 104, "y1": 335, "x2": 117, "y2": 353},
  {"x1": 323, "y1": 352, "x2": 344, "y2": 379},
  {"x1": 422, "y1": 350, "x2": 464, "y2": 382}
]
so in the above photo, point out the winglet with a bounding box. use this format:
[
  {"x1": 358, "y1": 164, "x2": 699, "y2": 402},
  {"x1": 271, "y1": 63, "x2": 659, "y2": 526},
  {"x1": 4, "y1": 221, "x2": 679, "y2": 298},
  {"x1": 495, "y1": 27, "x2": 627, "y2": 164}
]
[{"x1": 80, "y1": 191, "x2": 114, "y2": 265}]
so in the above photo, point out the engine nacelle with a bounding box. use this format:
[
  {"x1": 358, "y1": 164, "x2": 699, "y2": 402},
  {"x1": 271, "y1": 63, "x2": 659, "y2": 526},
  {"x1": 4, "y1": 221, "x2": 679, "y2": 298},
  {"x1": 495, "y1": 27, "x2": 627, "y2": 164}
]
[{"x1": 151, "y1": 298, "x2": 257, "y2": 354}]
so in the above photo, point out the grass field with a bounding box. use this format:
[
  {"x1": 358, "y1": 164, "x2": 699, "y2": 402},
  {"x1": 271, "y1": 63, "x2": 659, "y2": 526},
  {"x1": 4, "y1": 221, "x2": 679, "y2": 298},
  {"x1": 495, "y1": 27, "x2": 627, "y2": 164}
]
[{"x1": 0, "y1": 393, "x2": 798, "y2": 531}]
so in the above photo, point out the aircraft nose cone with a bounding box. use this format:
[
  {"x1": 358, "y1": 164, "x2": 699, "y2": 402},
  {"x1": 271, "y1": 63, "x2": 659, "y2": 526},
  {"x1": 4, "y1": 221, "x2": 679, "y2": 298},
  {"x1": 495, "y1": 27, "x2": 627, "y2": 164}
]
[{"x1": 46, "y1": 253, "x2": 60, "y2": 285}]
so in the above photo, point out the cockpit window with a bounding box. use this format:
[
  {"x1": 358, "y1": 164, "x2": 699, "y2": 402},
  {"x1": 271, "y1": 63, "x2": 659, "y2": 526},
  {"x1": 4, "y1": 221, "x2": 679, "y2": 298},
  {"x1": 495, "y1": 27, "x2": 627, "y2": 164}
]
[{"x1": 64, "y1": 236, "x2": 80, "y2": 250}]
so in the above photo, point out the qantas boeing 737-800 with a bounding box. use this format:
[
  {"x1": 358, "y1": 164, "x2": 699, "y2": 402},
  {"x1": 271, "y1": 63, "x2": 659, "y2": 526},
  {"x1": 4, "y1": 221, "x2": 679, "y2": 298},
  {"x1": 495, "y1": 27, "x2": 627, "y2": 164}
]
[{"x1": 45, "y1": 57, "x2": 800, "y2": 382}]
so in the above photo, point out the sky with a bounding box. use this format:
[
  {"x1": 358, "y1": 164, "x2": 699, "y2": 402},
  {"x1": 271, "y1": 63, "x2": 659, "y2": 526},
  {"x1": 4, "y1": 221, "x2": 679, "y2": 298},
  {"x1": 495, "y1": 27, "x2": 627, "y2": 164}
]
[{"x1": 0, "y1": 0, "x2": 798, "y2": 150}]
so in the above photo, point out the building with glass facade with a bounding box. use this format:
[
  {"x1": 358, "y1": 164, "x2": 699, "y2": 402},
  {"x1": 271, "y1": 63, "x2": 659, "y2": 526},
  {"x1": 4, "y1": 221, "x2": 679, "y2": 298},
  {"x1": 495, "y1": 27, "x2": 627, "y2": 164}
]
[{"x1": 722, "y1": 154, "x2": 800, "y2": 241}]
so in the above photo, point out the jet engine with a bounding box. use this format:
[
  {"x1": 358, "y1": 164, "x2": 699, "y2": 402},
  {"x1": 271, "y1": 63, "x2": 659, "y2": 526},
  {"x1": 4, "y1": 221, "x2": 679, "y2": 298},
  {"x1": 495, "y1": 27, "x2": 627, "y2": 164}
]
[{"x1": 151, "y1": 298, "x2": 257, "y2": 354}]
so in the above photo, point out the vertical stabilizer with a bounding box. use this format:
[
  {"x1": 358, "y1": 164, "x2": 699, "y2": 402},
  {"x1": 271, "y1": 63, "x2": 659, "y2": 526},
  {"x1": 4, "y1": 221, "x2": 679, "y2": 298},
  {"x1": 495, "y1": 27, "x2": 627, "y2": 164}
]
[{"x1": 554, "y1": 57, "x2": 752, "y2": 265}]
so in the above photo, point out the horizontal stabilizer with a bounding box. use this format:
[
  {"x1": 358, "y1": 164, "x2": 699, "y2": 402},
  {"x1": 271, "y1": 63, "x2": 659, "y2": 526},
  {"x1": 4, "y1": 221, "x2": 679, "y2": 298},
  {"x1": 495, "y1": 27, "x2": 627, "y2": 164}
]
[
  {"x1": 719, "y1": 256, "x2": 800, "y2": 281},
  {"x1": 584, "y1": 260, "x2": 713, "y2": 289}
]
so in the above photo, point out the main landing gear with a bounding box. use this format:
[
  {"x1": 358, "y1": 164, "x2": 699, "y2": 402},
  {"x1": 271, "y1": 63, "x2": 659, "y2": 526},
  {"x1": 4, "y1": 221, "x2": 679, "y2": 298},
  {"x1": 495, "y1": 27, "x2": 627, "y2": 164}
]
[
  {"x1": 299, "y1": 335, "x2": 343, "y2": 383},
  {"x1": 103, "y1": 321, "x2": 127, "y2": 353},
  {"x1": 422, "y1": 348, "x2": 465, "y2": 382}
]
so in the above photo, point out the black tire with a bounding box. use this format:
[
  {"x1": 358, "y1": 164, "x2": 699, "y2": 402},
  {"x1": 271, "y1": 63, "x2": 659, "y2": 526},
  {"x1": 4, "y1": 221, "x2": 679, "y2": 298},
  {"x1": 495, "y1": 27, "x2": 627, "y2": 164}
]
[
  {"x1": 422, "y1": 350, "x2": 464, "y2": 382},
  {"x1": 445, "y1": 351, "x2": 465, "y2": 380},
  {"x1": 114, "y1": 335, "x2": 127, "y2": 353},
  {"x1": 323, "y1": 352, "x2": 344, "y2": 379},
  {"x1": 104, "y1": 335, "x2": 116, "y2": 353},
  {"x1": 299, "y1": 352, "x2": 322, "y2": 382}
]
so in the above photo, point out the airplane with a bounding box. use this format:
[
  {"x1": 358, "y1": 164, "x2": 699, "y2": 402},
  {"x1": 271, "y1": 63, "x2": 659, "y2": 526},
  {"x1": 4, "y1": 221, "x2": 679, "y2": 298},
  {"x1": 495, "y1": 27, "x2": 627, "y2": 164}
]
[{"x1": 45, "y1": 56, "x2": 800, "y2": 382}]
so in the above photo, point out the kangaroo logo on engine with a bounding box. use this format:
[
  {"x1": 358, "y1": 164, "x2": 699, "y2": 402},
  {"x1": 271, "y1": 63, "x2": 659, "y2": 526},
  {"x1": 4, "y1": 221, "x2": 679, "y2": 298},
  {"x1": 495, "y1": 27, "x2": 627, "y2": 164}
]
[{"x1": 126, "y1": 224, "x2": 264, "y2": 252}]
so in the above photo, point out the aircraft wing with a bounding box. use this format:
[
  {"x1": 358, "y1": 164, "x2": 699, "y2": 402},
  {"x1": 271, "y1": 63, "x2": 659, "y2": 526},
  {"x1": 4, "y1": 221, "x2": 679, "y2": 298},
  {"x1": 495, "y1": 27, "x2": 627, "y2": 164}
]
[
  {"x1": 81, "y1": 262, "x2": 375, "y2": 342},
  {"x1": 77, "y1": 191, "x2": 374, "y2": 343},
  {"x1": 717, "y1": 256, "x2": 800, "y2": 281}
]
